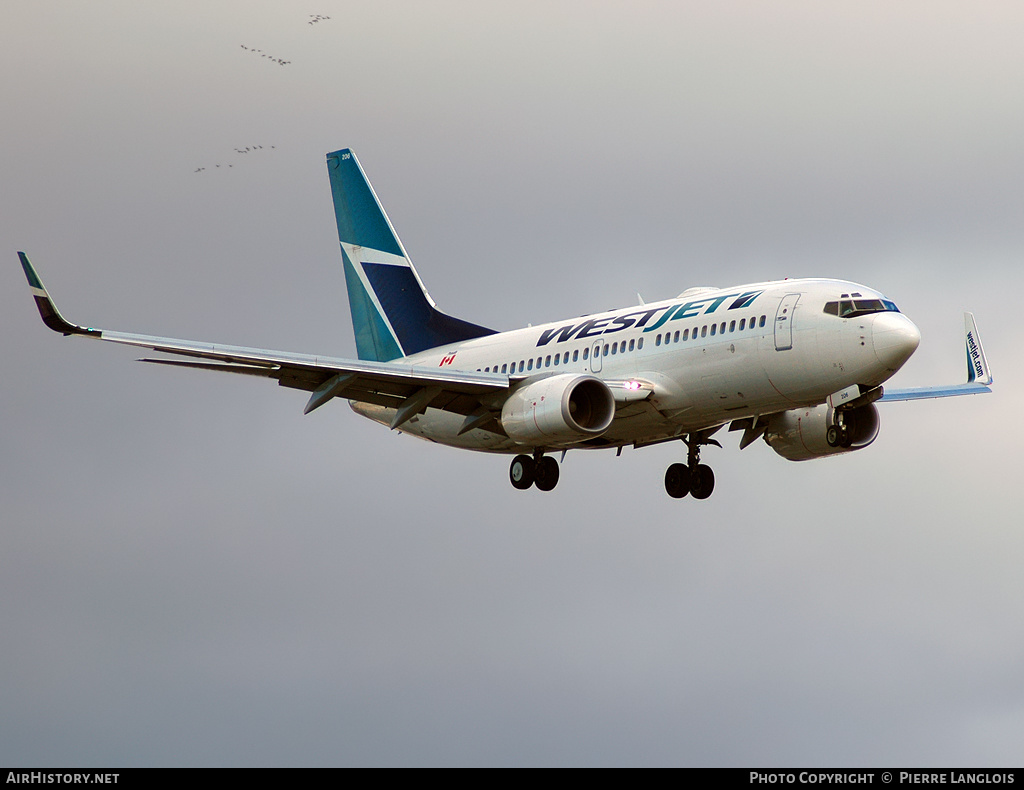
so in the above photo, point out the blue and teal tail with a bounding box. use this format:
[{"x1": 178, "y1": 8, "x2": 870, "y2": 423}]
[{"x1": 326, "y1": 148, "x2": 496, "y2": 362}]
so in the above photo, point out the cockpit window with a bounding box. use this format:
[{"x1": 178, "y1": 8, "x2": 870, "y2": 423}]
[{"x1": 823, "y1": 299, "x2": 900, "y2": 318}]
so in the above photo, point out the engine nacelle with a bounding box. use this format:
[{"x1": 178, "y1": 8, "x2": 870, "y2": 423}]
[
  {"x1": 764, "y1": 403, "x2": 880, "y2": 461},
  {"x1": 501, "y1": 374, "x2": 615, "y2": 445}
]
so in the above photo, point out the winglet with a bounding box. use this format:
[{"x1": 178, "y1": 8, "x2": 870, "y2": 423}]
[
  {"x1": 964, "y1": 311, "x2": 992, "y2": 386},
  {"x1": 18, "y1": 252, "x2": 101, "y2": 337}
]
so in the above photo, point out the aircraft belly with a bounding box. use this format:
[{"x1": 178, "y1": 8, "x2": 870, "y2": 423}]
[
  {"x1": 348, "y1": 401, "x2": 516, "y2": 452},
  {"x1": 598, "y1": 407, "x2": 682, "y2": 446}
]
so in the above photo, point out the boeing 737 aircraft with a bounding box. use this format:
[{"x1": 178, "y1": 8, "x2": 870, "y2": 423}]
[{"x1": 18, "y1": 148, "x2": 992, "y2": 499}]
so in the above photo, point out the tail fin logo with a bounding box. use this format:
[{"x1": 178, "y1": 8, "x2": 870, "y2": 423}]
[{"x1": 327, "y1": 148, "x2": 497, "y2": 362}]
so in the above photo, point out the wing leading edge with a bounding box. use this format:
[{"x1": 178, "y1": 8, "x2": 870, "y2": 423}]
[
  {"x1": 880, "y1": 312, "x2": 993, "y2": 402},
  {"x1": 18, "y1": 252, "x2": 510, "y2": 428}
]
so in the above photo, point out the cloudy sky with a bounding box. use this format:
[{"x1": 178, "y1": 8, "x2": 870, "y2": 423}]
[{"x1": 2, "y1": 1, "x2": 1022, "y2": 767}]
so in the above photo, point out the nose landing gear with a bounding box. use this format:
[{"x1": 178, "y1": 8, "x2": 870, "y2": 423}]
[
  {"x1": 663, "y1": 434, "x2": 719, "y2": 500},
  {"x1": 826, "y1": 414, "x2": 853, "y2": 448}
]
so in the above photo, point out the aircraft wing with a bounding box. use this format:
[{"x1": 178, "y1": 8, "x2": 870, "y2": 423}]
[
  {"x1": 19, "y1": 252, "x2": 510, "y2": 428},
  {"x1": 880, "y1": 312, "x2": 993, "y2": 402}
]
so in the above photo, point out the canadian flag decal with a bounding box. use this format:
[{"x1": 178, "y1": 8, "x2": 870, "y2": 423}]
[{"x1": 439, "y1": 353, "x2": 457, "y2": 367}]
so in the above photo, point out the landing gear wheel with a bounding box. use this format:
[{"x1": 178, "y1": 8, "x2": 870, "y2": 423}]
[
  {"x1": 826, "y1": 425, "x2": 840, "y2": 447},
  {"x1": 664, "y1": 463, "x2": 691, "y2": 499},
  {"x1": 689, "y1": 464, "x2": 715, "y2": 500},
  {"x1": 838, "y1": 424, "x2": 853, "y2": 448},
  {"x1": 534, "y1": 456, "x2": 560, "y2": 492},
  {"x1": 509, "y1": 455, "x2": 536, "y2": 490}
]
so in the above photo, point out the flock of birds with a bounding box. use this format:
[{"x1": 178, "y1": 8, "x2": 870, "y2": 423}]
[
  {"x1": 193, "y1": 146, "x2": 276, "y2": 173},
  {"x1": 239, "y1": 44, "x2": 291, "y2": 66},
  {"x1": 194, "y1": 15, "x2": 331, "y2": 174},
  {"x1": 239, "y1": 15, "x2": 331, "y2": 64}
]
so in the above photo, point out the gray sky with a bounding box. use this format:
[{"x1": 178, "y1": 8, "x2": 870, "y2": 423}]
[{"x1": 2, "y1": 1, "x2": 1022, "y2": 767}]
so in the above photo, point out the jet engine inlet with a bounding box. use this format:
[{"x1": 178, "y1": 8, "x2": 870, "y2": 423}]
[{"x1": 501, "y1": 374, "x2": 615, "y2": 445}]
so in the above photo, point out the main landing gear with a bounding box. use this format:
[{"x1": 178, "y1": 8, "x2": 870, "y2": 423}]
[
  {"x1": 664, "y1": 435, "x2": 718, "y2": 500},
  {"x1": 510, "y1": 452, "x2": 560, "y2": 492}
]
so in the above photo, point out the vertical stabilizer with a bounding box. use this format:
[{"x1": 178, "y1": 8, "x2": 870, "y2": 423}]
[{"x1": 326, "y1": 149, "x2": 496, "y2": 362}]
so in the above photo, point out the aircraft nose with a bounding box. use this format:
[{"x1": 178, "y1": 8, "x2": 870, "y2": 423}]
[{"x1": 871, "y1": 312, "x2": 921, "y2": 372}]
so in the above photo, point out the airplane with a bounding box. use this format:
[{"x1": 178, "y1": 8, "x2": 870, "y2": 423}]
[{"x1": 17, "y1": 147, "x2": 993, "y2": 499}]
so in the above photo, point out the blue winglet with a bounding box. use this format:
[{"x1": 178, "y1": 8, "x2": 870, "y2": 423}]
[{"x1": 17, "y1": 252, "x2": 100, "y2": 337}]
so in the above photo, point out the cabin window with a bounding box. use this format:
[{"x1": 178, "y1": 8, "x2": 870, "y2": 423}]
[
  {"x1": 573, "y1": 349, "x2": 579, "y2": 362},
  {"x1": 701, "y1": 325, "x2": 707, "y2": 338},
  {"x1": 583, "y1": 347, "x2": 589, "y2": 360},
  {"x1": 683, "y1": 329, "x2": 689, "y2": 341},
  {"x1": 739, "y1": 318, "x2": 746, "y2": 331},
  {"x1": 545, "y1": 355, "x2": 551, "y2": 367},
  {"x1": 710, "y1": 324, "x2": 716, "y2": 336},
  {"x1": 628, "y1": 339, "x2": 635, "y2": 352},
  {"x1": 655, "y1": 334, "x2": 662, "y2": 346},
  {"x1": 553, "y1": 354, "x2": 559, "y2": 366},
  {"x1": 527, "y1": 359, "x2": 533, "y2": 370},
  {"x1": 611, "y1": 343, "x2": 617, "y2": 355},
  {"x1": 729, "y1": 320, "x2": 735, "y2": 332},
  {"x1": 637, "y1": 338, "x2": 644, "y2": 349},
  {"x1": 759, "y1": 315, "x2": 766, "y2": 328},
  {"x1": 603, "y1": 344, "x2": 609, "y2": 356}
]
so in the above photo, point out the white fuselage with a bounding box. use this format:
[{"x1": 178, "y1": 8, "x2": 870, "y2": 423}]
[{"x1": 350, "y1": 278, "x2": 921, "y2": 453}]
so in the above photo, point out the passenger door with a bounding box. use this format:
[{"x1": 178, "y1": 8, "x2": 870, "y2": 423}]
[{"x1": 774, "y1": 293, "x2": 801, "y2": 351}]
